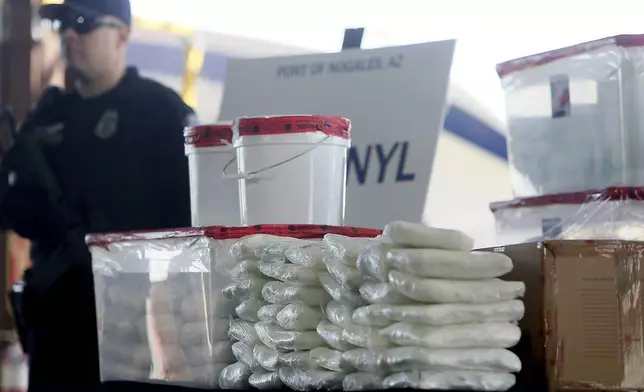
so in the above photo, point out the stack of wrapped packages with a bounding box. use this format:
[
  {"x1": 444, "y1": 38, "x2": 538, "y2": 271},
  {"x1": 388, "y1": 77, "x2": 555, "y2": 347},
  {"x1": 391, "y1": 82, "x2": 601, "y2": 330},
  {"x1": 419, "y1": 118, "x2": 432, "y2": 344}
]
[
  {"x1": 216, "y1": 222, "x2": 525, "y2": 391},
  {"x1": 220, "y1": 235, "x2": 334, "y2": 390},
  {"x1": 220, "y1": 242, "x2": 269, "y2": 390},
  {"x1": 339, "y1": 221, "x2": 525, "y2": 391}
]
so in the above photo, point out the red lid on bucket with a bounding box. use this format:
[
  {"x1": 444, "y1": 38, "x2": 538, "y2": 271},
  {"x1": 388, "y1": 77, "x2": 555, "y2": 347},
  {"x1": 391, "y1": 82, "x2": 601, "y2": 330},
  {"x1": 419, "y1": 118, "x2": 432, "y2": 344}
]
[
  {"x1": 489, "y1": 186, "x2": 644, "y2": 212},
  {"x1": 235, "y1": 115, "x2": 350, "y2": 139},
  {"x1": 184, "y1": 124, "x2": 233, "y2": 147},
  {"x1": 86, "y1": 224, "x2": 381, "y2": 246},
  {"x1": 496, "y1": 34, "x2": 644, "y2": 77}
]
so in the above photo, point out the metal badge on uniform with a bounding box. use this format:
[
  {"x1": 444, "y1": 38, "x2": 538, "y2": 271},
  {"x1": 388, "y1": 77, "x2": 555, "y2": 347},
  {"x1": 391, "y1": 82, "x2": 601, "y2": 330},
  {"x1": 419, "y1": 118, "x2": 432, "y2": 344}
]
[
  {"x1": 37, "y1": 123, "x2": 64, "y2": 145},
  {"x1": 94, "y1": 110, "x2": 119, "y2": 140}
]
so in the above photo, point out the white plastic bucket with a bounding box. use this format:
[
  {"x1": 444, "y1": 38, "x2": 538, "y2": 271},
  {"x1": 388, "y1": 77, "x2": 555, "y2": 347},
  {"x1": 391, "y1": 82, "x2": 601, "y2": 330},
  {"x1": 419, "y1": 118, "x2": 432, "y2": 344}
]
[
  {"x1": 184, "y1": 123, "x2": 240, "y2": 226},
  {"x1": 230, "y1": 115, "x2": 351, "y2": 226}
]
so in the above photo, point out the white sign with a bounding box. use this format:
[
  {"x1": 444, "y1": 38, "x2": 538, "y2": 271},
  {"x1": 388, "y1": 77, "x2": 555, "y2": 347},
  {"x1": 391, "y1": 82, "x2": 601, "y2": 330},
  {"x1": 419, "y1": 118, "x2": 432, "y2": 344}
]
[{"x1": 219, "y1": 41, "x2": 455, "y2": 229}]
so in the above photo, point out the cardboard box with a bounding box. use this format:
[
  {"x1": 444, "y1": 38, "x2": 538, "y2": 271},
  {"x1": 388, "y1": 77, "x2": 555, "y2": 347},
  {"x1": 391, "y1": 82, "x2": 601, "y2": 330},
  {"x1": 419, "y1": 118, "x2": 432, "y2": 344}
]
[{"x1": 484, "y1": 240, "x2": 644, "y2": 391}]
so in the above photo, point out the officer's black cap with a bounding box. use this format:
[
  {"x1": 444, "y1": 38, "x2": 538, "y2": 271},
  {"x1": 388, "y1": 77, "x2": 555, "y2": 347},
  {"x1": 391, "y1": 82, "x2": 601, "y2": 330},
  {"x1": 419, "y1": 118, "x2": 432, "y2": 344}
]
[{"x1": 40, "y1": 0, "x2": 132, "y2": 26}]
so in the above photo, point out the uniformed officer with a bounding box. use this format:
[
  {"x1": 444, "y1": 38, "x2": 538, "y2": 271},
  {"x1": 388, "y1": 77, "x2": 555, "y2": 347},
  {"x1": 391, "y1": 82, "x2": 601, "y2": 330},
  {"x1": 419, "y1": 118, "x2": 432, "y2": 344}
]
[{"x1": 0, "y1": 0, "x2": 196, "y2": 389}]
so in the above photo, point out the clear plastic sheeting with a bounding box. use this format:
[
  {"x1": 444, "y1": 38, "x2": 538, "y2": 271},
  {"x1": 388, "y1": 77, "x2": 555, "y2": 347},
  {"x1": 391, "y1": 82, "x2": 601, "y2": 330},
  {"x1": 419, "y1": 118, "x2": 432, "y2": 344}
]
[
  {"x1": 491, "y1": 187, "x2": 644, "y2": 245},
  {"x1": 89, "y1": 224, "x2": 383, "y2": 389},
  {"x1": 90, "y1": 231, "x2": 235, "y2": 388},
  {"x1": 497, "y1": 35, "x2": 644, "y2": 197}
]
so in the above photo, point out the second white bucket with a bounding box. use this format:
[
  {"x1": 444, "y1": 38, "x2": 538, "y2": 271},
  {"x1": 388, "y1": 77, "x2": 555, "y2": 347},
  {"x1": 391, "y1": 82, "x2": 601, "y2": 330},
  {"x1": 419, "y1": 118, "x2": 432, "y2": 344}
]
[
  {"x1": 231, "y1": 115, "x2": 351, "y2": 226},
  {"x1": 185, "y1": 123, "x2": 240, "y2": 226}
]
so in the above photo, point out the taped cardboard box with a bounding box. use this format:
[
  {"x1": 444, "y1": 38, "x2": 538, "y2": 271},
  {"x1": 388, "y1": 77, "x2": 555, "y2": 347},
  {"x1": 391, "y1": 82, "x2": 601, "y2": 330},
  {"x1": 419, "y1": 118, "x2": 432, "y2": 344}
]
[{"x1": 485, "y1": 240, "x2": 644, "y2": 392}]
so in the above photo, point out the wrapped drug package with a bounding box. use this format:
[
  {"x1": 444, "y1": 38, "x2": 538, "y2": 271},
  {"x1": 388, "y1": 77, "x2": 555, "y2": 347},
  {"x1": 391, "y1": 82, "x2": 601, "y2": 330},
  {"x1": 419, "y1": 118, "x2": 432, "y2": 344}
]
[
  {"x1": 497, "y1": 35, "x2": 644, "y2": 197},
  {"x1": 490, "y1": 187, "x2": 644, "y2": 245},
  {"x1": 87, "y1": 224, "x2": 381, "y2": 389}
]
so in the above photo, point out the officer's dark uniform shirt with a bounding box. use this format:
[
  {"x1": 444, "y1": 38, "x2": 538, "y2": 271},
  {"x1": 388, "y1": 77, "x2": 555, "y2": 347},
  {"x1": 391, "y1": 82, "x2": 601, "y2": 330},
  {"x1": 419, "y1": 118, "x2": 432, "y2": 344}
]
[
  {"x1": 38, "y1": 66, "x2": 193, "y2": 236},
  {"x1": 13, "y1": 67, "x2": 195, "y2": 390}
]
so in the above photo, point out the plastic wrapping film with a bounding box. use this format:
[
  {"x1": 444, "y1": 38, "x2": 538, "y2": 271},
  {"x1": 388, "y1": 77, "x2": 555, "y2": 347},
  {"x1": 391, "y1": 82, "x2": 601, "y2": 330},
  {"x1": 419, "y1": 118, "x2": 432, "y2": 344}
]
[
  {"x1": 355, "y1": 301, "x2": 525, "y2": 326},
  {"x1": 276, "y1": 303, "x2": 325, "y2": 331},
  {"x1": 382, "y1": 221, "x2": 474, "y2": 250},
  {"x1": 278, "y1": 367, "x2": 346, "y2": 391},
  {"x1": 89, "y1": 224, "x2": 381, "y2": 389},
  {"x1": 343, "y1": 373, "x2": 385, "y2": 391},
  {"x1": 317, "y1": 321, "x2": 357, "y2": 351},
  {"x1": 218, "y1": 362, "x2": 252, "y2": 389},
  {"x1": 387, "y1": 270, "x2": 526, "y2": 303},
  {"x1": 358, "y1": 282, "x2": 416, "y2": 305},
  {"x1": 89, "y1": 230, "x2": 236, "y2": 388},
  {"x1": 542, "y1": 240, "x2": 644, "y2": 391},
  {"x1": 380, "y1": 322, "x2": 521, "y2": 349},
  {"x1": 255, "y1": 321, "x2": 325, "y2": 351},
  {"x1": 382, "y1": 370, "x2": 516, "y2": 391},
  {"x1": 248, "y1": 371, "x2": 284, "y2": 390},
  {"x1": 338, "y1": 347, "x2": 521, "y2": 375},
  {"x1": 310, "y1": 347, "x2": 344, "y2": 372},
  {"x1": 490, "y1": 187, "x2": 644, "y2": 246},
  {"x1": 496, "y1": 35, "x2": 644, "y2": 197},
  {"x1": 319, "y1": 273, "x2": 366, "y2": 308},
  {"x1": 253, "y1": 344, "x2": 280, "y2": 372},
  {"x1": 385, "y1": 248, "x2": 513, "y2": 279},
  {"x1": 325, "y1": 301, "x2": 357, "y2": 328},
  {"x1": 257, "y1": 304, "x2": 285, "y2": 324}
]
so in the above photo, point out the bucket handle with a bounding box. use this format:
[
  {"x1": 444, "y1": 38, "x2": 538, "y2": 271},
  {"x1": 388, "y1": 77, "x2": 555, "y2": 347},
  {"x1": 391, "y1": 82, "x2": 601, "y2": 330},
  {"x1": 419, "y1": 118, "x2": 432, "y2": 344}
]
[{"x1": 222, "y1": 135, "x2": 331, "y2": 181}]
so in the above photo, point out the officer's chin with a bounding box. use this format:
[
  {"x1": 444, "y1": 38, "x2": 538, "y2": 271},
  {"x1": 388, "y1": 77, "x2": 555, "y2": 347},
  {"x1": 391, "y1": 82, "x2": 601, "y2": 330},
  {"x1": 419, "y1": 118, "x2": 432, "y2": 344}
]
[{"x1": 65, "y1": 65, "x2": 91, "y2": 85}]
